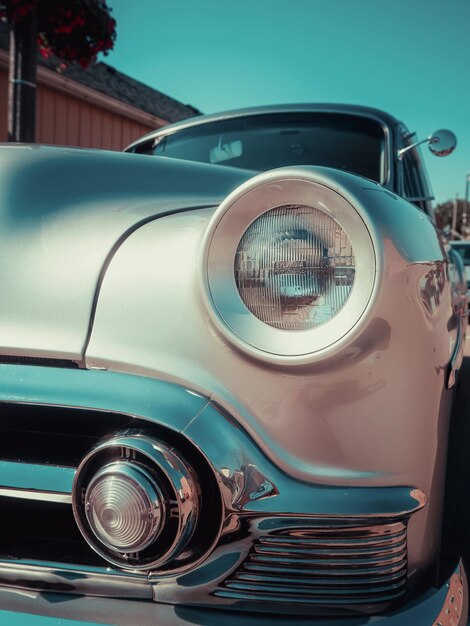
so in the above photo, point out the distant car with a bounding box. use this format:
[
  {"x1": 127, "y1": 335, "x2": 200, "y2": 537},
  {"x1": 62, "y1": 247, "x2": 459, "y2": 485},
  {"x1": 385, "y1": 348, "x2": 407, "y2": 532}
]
[
  {"x1": 0, "y1": 104, "x2": 467, "y2": 626},
  {"x1": 450, "y1": 240, "x2": 470, "y2": 282}
]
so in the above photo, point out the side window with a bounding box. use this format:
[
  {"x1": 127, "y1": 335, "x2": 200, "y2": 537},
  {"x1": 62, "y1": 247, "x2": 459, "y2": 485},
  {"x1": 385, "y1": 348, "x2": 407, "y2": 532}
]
[
  {"x1": 400, "y1": 130, "x2": 433, "y2": 213},
  {"x1": 132, "y1": 140, "x2": 155, "y2": 155},
  {"x1": 403, "y1": 150, "x2": 426, "y2": 201}
]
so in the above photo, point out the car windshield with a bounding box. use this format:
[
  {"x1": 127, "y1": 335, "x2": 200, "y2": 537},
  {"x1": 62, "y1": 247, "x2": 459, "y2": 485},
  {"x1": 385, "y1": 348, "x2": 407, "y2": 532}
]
[{"x1": 135, "y1": 113, "x2": 386, "y2": 184}]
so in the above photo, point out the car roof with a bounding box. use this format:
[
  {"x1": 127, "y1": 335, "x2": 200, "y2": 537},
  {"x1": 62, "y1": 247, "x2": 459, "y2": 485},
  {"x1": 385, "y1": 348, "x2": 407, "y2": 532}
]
[{"x1": 126, "y1": 103, "x2": 401, "y2": 152}]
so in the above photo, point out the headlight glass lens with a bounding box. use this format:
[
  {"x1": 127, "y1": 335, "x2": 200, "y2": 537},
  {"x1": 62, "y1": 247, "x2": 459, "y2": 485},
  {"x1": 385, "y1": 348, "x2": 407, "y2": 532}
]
[{"x1": 235, "y1": 204, "x2": 355, "y2": 331}]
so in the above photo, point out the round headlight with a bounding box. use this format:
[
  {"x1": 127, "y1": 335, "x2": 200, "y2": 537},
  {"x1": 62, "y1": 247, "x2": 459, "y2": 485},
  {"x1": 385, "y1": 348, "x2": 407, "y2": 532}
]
[
  {"x1": 202, "y1": 169, "x2": 377, "y2": 362},
  {"x1": 235, "y1": 204, "x2": 355, "y2": 331}
]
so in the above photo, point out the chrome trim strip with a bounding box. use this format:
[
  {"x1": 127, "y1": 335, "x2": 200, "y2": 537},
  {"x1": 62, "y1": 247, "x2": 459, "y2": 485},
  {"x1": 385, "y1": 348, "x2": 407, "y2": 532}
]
[
  {"x1": 254, "y1": 541, "x2": 407, "y2": 559},
  {"x1": 448, "y1": 313, "x2": 465, "y2": 389},
  {"x1": 239, "y1": 567, "x2": 407, "y2": 584},
  {"x1": 0, "y1": 460, "x2": 75, "y2": 498},
  {"x1": 223, "y1": 579, "x2": 406, "y2": 597},
  {"x1": 260, "y1": 529, "x2": 406, "y2": 552},
  {"x1": 235, "y1": 570, "x2": 406, "y2": 586},
  {"x1": 251, "y1": 551, "x2": 406, "y2": 567},
  {"x1": 185, "y1": 402, "x2": 429, "y2": 518},
  {"x1": 215, "y1": 521, "x2": 407, "y2": 610},
  {"x1": 0, "y1": 557, "x2": 145, "y2": 577},
  {"x1": 0, "y1": 364, "x2": 209, "y2": 434},
  {"x1": 244, "y1": 561, "x2": 407, "y2": 577},
  {"x1": 403, "y1": 195, "x2": 434, "y2": 202},
  {"x1": 0, "y1": 487, "x2": 72, "y2": 504},
  {"x1": 0, "y1": 558, "x2": 151, "y2": 599},
  {"x1": 214, "y1": 587, "x2": 404, "y2": 605}
]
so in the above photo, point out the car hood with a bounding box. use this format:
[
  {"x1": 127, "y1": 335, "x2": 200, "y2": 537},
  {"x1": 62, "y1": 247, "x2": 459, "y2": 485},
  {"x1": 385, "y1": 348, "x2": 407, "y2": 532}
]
[{"x1": 0, "y1": 144, "x2": 252, "y2": 361}]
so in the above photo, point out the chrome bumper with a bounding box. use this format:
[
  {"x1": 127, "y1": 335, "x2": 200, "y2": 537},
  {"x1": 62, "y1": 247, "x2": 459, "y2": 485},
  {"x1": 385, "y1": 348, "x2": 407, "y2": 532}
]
[{"x1": 0, "y1": 560, "x2": 467, "y2": 626}]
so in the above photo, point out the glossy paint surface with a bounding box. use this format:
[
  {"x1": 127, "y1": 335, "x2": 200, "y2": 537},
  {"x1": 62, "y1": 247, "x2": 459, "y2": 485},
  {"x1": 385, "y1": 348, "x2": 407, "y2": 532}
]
[
  {"x1": 85, "y1": 166, "x2": 459, "y2": 589},
  {"x1": 87, "y1": 168, "x2": 453, "y2": 479},
  {"x1": 0, "y1": 107, "x2": 466, "y2": 622},
  {"x1": 0, "y1": 145, "x2": 250, "y2": 359}
]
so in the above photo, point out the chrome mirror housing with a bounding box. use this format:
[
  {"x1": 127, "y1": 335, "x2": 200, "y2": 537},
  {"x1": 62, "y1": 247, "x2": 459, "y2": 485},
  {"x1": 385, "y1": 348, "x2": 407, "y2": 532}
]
[
  {"x1": 428, "y1": 129, "x2": 457, "y2": 157},
  {"x1": 398, "y1": 129, "x2": 457, "y2": 160}
]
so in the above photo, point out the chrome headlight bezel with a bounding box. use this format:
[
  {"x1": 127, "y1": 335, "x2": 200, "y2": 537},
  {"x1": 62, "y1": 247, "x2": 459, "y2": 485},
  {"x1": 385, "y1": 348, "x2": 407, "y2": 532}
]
[{"x1": 201, "y1": 171, "x2": 377, "y2": 364}]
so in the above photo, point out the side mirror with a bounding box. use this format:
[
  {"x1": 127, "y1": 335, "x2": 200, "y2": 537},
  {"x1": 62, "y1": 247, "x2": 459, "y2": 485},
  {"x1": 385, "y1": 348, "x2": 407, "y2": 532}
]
[
  {"x1": 428, "y1": 130, "x2": 457, "y2": 157},
  {"x1": 398, "y1": 129, "x2": 457, "y2": 160}
]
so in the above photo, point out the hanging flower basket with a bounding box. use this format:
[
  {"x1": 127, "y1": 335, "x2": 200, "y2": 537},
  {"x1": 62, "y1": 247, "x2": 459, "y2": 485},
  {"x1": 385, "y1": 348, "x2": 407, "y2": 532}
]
[{"x1": 1, "y1": 0, "x2": 116, "y2": 68}]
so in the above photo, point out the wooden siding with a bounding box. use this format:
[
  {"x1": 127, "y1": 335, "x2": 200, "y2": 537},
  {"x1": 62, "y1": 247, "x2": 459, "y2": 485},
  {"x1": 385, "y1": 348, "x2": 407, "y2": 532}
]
[{"x1": 0, "y1": 67, "x2": 154, "y2": 149}]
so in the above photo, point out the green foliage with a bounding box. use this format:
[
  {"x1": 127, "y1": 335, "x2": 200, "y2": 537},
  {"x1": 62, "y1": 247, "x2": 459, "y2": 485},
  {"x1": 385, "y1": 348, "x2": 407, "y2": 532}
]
[{"x1": 435, "y1": 199, "x2": 469, "y2": 235}]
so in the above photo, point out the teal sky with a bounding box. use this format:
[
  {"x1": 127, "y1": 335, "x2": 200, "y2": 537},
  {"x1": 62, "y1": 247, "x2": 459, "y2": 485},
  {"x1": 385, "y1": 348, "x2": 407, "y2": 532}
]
[{"x1": 105, "y1": 0, "x2": 469, "y2": 205}]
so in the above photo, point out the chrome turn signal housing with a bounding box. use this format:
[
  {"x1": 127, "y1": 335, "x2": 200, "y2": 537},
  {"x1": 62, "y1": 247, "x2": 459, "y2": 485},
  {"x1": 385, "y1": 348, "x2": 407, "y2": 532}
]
[
  {"x1": 72, "y1": 432, "x2": 200, "y2": 571},
  {"x1": 84, "y1": 462, "x2": 165, "y2": 553}
]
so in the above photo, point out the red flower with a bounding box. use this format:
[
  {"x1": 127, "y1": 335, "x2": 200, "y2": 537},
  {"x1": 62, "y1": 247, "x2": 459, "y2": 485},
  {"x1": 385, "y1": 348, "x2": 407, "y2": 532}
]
[{"x1": 4, "y1": 0, "x2": 117, "y2": 68}]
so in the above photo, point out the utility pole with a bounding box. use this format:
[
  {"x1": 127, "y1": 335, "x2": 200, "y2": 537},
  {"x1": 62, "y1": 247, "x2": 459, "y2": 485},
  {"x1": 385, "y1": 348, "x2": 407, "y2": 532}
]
[
  {"x1": 452, "y1": 194, "x2": 458, "y2": 237},
  {"x1": 7, "y1": 6, "x2": 37, "y2": 142},
  {"x1": 463, "y1": 174, "x2": 470, "y2": 240}
]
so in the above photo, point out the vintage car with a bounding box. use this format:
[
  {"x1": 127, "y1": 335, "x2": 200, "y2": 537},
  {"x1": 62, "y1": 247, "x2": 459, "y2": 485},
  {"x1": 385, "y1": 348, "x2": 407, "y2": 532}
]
[
  {"x1": 450, "y1": 240, "x2": 470, "y2": 315},
  {"x1": 0, "y1": 104, "x2": 467, "y2": 625}
]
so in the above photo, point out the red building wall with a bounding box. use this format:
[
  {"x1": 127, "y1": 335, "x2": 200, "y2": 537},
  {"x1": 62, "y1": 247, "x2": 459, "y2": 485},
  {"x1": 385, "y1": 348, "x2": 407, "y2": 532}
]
[
  {"x1": 35, "y1": 84, "x2": 151, "y2": 150},
  {"x1": 0, "y1": 64, "x2": 163, "y2": 150}
]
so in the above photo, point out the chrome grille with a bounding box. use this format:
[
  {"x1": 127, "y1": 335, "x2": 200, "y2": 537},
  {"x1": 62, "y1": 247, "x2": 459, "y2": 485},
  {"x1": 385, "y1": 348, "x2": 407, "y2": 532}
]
[
  {"x1": 216, "y1": 522, "x2": 407, "y2": 608},
  {"x1": 0, "y1": 403, "x2": 219, "y2": 578}
]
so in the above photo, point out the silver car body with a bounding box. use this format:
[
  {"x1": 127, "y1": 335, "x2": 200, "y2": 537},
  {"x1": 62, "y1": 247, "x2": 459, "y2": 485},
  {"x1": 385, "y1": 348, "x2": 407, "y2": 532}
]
[{"x1": 0, "y1": 104, "x2": 467, "y2": 625}]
